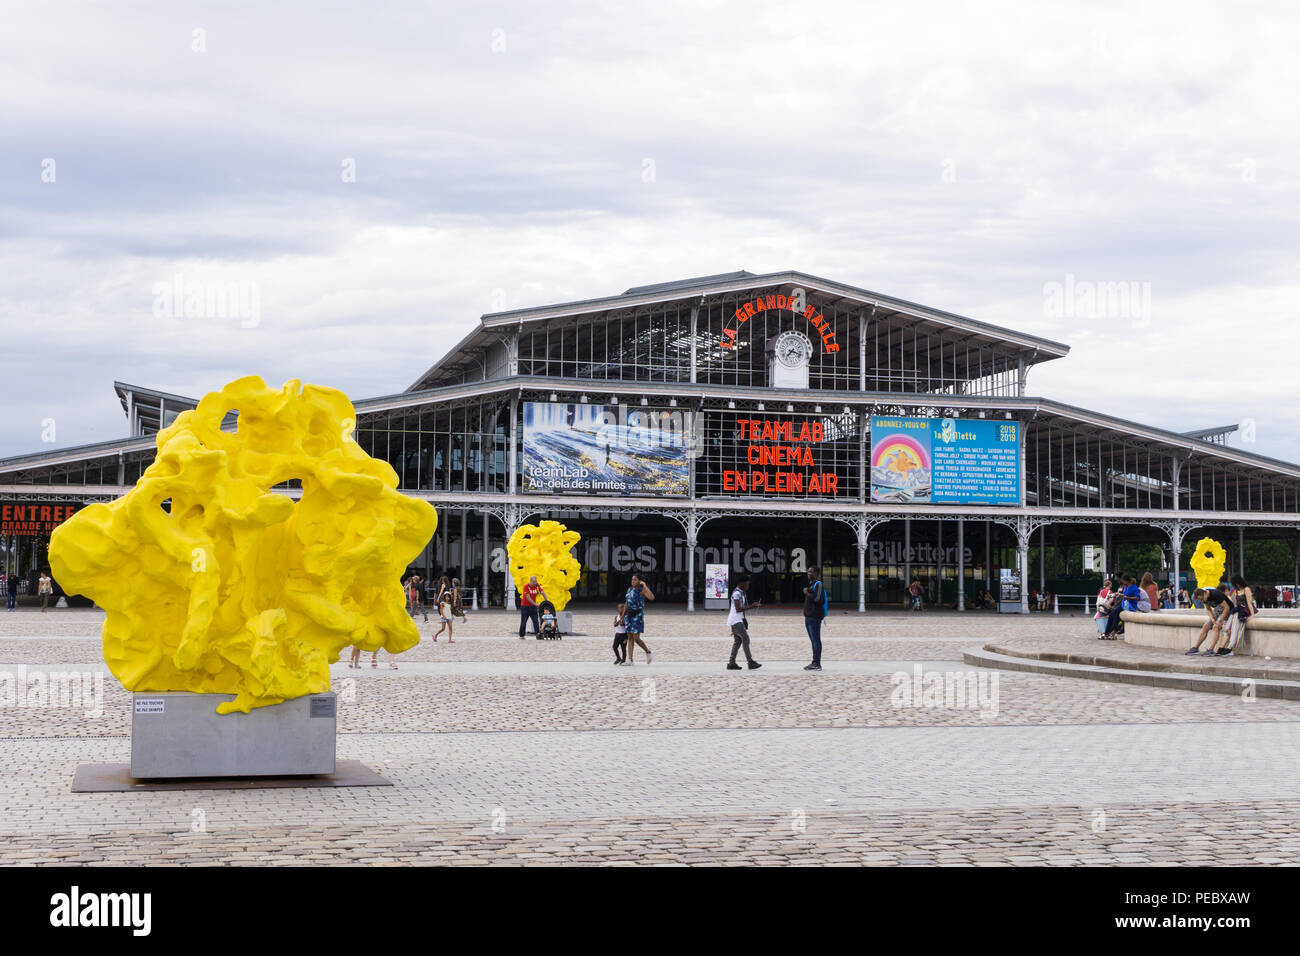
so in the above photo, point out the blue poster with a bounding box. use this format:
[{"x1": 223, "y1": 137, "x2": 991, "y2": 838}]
[{"x1": 871, "y1": 416, "x2": 1020, "y2": 505}]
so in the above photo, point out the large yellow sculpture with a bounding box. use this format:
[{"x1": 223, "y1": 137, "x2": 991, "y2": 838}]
[
  {"x1": 508, "y1": 521, "x2": 581, "y2": 610},
  {"x1": 1190, "y1": 537, "x2": 1227, "y2": 589},
  {"x1": 49, "y1": 377, "x2": 437, "y2": 714}
]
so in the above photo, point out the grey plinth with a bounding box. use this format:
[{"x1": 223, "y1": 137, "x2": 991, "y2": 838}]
[{"x1": 130, "y1": 692, "x2": 336, "y2": 779}]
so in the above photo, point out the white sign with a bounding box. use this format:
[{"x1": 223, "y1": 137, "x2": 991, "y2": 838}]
[
  {"x1": 134, "y1": 698, "x2": 165, "y2": 714},
  {"x1": 704, "y1": 564, "x2": 729, "y2": 600}
]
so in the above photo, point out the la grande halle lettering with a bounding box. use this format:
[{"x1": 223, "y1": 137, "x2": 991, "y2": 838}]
[{"x1": 720, "y1": 294, "x2": 839, "y2": 353}]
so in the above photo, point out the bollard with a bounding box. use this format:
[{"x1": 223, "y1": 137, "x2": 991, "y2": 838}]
[
  {"x1": 472, "y1": 589, "x2": 480, "y2": 611},
  {"x1": 1083, "y1": 595, "x2": 1090, "y2": 615},
  {"x1": 1053, "y1": 594, "x2": 1059, "y2": 614}
]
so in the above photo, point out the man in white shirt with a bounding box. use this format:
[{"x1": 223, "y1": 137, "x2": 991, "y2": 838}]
[{"x1": 726, "y1": 574, "x2": 762, "y2": 671}]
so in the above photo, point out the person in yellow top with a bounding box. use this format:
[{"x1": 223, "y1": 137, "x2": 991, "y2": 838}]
[{"x1": 38, "y1": 571, "x2": 53, "y2": 612}]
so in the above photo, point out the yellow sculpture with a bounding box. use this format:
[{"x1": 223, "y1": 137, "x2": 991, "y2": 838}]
[
  {"x1": 49, "y1": 376, "x2": 437, "y2": 714},
  {"x1": 508, "y1": 520, "x2": 582, "y2": 610},
  {"x1": 1190, "y1": 537, "x2": 1227, "y2": 589}
]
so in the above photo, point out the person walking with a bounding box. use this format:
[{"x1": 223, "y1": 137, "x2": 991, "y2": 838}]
[
  {"x1": 518, "y1": 574, "x2": 545, "y2": 639},
  {"x1": 802, "y1": 565, "x2": 826, "y2": 671},
  {"x1": 450, "y1": 578, "x2": 468, "y2": 622},
  {"x1": 726, "y1": 573, "x2": 762, "y2": 670},
  {"x1": 612, "y1": 602, "x2": 628, "y2": 665},
  {"x1": 5, "y1": 573, "x2": 18, "y2": 611},
  {"x1": 908, "y1": 579, "x2": 922, "y2": 611},
  {"x1": 432, "y1": 586, "x2": 455, "y2": 643},
  {"x1": 406, "y1": 574, "x2": 428, "y2": 623},
  {"x1": 623, "y1": 574, "x2": 654, "y2": 663},
  {"x1": 38, "y1": 571, "x2": 53, "y2": 612}
]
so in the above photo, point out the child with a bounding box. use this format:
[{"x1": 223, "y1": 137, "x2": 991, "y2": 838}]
[
  {"x1": 541, "y1": 605, "x2": 557, "y2": 632},
  {"x1": 432, "y1": 589, "x2": 454, "y2": 643},
  {"x1": 1094, "y1": 579, "x2": 1112, "y2": 637},
  {"x1": 613, "y1": 603, "x2": 628, "y2": 664}
]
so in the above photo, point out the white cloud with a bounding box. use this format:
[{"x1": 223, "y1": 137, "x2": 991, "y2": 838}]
[{"x1": 1, "y1": 0, "x2": 1298, "y2": 462}]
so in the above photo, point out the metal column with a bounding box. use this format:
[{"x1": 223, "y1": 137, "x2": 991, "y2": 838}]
[
  {"x1": 857, "y1": 537, "x2": 866, "y2": 612},
  {"x1": 1101, "y1": 521, "x2": 1109, "y2": 580},
  {"x1": 460, "y1": 508, "x2": 468, "y2": 582},
  {"x1": 957, "y1": 518, "x2": 965, "y2": 610},
  {"x1": 440, "y1": 516, "x2": 449, "y2": 580},
  {"x1": 685, "y1": 515, "x2": 699, "y2": 612},
  {"x1": 904, "y1": 518, "x2": 912, "y2": 603},
  {"x1": 481, "y1": 512, "x2": 490, "y2": 608},
  {"x1": 689, "y1": 306, "x2": 698, "y2": 384},
  {"x1": 1039, "y1": 524, "x2": 1046, "y2": 592},
  {"x1": 985, "y1": 519, "x2": 991, "y2": 590},
  {"x1": 936, "y1": 519, "x2": 943, "y2": 607},
  {"x1": 1018, "y1": 532, "x2": 1031, "y2": 614}
]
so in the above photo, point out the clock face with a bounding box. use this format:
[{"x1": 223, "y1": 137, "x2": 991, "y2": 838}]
[{"x1": 774, "y1": 331, "x2": 813, "y2": 369}]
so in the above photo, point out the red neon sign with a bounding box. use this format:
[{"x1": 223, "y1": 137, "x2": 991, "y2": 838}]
[{"x1": 719, "y1": 294, "x2": 839, "y2": 353}]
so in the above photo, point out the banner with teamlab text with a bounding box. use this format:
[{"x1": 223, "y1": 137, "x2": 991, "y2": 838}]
[{"x1": 870, "y1": 416, "x2": 1020, "y2": 505}]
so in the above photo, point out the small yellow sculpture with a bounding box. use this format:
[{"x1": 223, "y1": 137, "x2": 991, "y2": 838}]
[
  {"x1": 49, "y1": 377, "x2": 437, "y2": 714},
  {"x1": 1190, "y1": 537, "x2": 1227, "y2": 590},
  {"x1": 508, "y1": 521, "x2": 582, "y2": 610}
]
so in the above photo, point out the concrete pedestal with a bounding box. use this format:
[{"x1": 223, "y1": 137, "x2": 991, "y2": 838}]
[{"x1": 130, "y1": 692, "x2": 336, "y2": 779}]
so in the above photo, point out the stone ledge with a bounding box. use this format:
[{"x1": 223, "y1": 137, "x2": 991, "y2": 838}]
[
  {"x1": 985, "y1": 642, "x2": 1296, "y2": 681},
  {"x1": 965, "y1": 647, "x2": 1300, "y2": 700}
]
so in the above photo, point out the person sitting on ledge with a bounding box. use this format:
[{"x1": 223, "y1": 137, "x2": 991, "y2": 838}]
[
  {"x1": 1102, "y1": 573, "x2": 1141, "y2": 639},
  {"x1": 1186, "y1": 584, "x2": 1235, "y2": 655},
  {"x1": 1203, "y1": 575, "x2": 1255, "y2": 658}
]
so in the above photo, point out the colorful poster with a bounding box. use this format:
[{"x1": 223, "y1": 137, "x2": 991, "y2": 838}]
[
  {"x1": 704, "y1": 564, "x2": 729, "y2": 601},
  {"x1": 522, "y1": 402, "x2": 690, "y2": 495},
  {"x1": 869, "y1": 418, "x2": 932, "y2": 503},
  {"x1": 870, "y1": 416, "x2": 1020, "y2": 505},
  {"x1": 999, "y1": 567, "x2": 1022, "y2": 612}
]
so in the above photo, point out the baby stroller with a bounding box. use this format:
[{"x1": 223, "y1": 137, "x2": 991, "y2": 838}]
[{"x1": 537, "y1": 600, "x2": 561, "y2": 640}]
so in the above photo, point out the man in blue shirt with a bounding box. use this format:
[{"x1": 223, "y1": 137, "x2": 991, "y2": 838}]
[{"x1": 1102, "y1": 573, "x2": 1140, "y2": 638}]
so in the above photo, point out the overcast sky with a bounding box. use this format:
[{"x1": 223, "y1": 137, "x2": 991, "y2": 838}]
[{"x1": 2, "y1": 0, "x2": 1298, "y2": 462}]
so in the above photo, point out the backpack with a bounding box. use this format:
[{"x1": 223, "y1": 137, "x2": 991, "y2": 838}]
[
  {"x1": 809, "y1": 579, "x2": 828, "y2": 619},
  {"x1": 1136, "y1": 592, "x2": 1152, "y2": 612}
]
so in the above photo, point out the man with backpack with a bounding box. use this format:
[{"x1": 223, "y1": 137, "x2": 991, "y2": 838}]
[{"x1": 803, "y1": 565, "x2": 827, "y2": 671}]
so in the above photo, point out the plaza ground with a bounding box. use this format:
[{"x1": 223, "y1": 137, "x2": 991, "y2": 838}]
[{"x1": 2, "y1": 606, "x2": 1298, "y2": 865}]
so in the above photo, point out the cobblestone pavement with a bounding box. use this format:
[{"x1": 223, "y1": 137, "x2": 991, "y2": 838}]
[{"x1": 2, "y1": 607, "x2": 1297, "y2": 865}]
